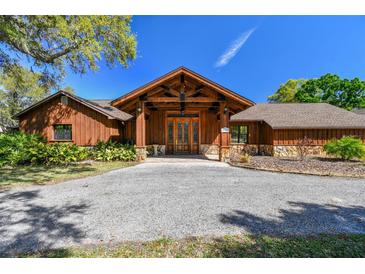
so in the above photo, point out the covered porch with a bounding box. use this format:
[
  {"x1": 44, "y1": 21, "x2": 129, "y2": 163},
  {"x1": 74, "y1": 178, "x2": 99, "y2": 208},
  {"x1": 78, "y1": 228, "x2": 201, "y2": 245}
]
[{"x1": 110, "y1": 67, "x2": 254, "y2": 161}]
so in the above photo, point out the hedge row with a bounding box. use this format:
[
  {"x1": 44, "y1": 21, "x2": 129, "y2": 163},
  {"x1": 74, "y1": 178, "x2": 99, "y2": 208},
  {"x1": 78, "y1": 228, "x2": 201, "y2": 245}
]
[{"x1": 0, "y1": 132, "x2": 136, "y2": 167}]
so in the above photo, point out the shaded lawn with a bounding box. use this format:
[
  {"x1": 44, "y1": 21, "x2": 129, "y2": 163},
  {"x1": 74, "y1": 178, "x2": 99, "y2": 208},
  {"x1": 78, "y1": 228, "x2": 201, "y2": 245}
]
[
  {"x1": 19, "y1": 234, "x2": 365, "y2": 258},
  {"x1": 0, "y1": 161, "x2": 136, "y2": 188}
]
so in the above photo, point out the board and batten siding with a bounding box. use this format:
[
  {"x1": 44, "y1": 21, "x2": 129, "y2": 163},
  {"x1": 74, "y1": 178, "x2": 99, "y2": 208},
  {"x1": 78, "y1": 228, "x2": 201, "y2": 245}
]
[
  {"x1": 273, "y1": 128, "x2": 365, "y2": 145},
  {"x1": 18, "y1": 95, "x2": 122, "y2": 146},
  {"x1": 229, "y1": 121, "x2": 273, "y2": 145},
  {"x1": 146, "y1": 110, "x2": 165, "y2": 145}
]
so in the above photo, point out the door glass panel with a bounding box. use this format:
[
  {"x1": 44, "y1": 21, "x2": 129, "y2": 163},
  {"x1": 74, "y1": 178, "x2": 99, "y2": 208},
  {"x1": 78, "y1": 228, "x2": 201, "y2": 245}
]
[
  {"x1": 177, "y1": 121, "x2": 182, "y2": 143},
  {"x1": 168, "y1": 122, "x2": 173, "y2": 144},
  {"x1": 193, "y1": 121, "x2": 198, "y2": 144},
  {"x1": 184, "y1": 121, "x2": 189, "y2": 144}
]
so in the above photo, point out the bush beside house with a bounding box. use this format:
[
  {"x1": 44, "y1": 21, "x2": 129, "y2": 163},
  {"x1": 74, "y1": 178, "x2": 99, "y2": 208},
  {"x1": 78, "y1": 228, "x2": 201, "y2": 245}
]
[
  {"x1": 324, "y1": 136, "x2": 365, "y2": 161},
  {"x1": 0, "y1": 132, "x2": 136, "y2": 167}
]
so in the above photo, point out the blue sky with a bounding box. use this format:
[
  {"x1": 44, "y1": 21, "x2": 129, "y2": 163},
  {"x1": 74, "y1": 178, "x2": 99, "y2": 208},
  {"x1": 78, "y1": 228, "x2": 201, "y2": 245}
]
[{"x1": 65, "y1": 16, "x2": 365, "y2": 103}]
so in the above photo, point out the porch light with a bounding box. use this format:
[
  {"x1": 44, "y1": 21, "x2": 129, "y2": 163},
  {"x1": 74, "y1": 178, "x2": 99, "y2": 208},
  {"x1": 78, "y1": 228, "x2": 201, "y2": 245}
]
[
  {"x1": 136, "y1": 107, "x2": 141, "y2": 112},
  {"x1": 224, "y1": 107, "x2": 228, "y2": 113}
]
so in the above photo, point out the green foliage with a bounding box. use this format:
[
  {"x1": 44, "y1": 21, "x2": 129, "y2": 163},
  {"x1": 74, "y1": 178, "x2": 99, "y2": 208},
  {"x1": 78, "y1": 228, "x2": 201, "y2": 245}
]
[
  {"x1": 324, "y1": 136, "x2": 365, "y2": 160},
  {"x1": 62, "y1": 86, "x2": 75, "y2": 94},
  {"x1": 0, "y1": 66, "x2": 50, "y2": 129},
  {"x1": 40, "y1": 143, "x2": 89, "y2": 166},
  {"x1": 0, "y1": 16, "x2": 137, "y2": 87},
  {"x1": 0, "y1": 132, "x2": 88, "y2": 166},
  {"x1": 268, "y1": 74, "x2": 365, "y2": 110},
  {"x1": 0, "y1": 133, "x2": 136, "y2": 167},
  {"x1": 92, "y1": 140, "x2": 136, "y2": 162},
  {"x1": 295, "y1": 74, "x2": 365, "y2": 110},
  {"x1": 268, "y1": 79, "x2": 306, "y2": 103},
  {"x1": 240, "y1": 153, "x2": 251, "y2": 163},
  {"x1": 23, "y1": 234, "x2": 365, "y2": 258},
  {"x1": 0, "y1": 132, "x2": 46, "y2": 166}
]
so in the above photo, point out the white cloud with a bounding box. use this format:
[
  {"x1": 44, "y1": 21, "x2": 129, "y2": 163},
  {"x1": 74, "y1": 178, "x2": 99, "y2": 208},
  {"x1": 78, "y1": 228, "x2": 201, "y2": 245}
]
[{"x1": 215, "y1": 28, "x2": 256, "y2": 68}]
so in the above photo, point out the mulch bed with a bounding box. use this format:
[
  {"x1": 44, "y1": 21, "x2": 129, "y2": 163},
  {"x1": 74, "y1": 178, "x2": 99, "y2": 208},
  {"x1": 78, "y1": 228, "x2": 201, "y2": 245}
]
[{"x1": 231, "y1": 156, "x2": 365, "y2": 178}]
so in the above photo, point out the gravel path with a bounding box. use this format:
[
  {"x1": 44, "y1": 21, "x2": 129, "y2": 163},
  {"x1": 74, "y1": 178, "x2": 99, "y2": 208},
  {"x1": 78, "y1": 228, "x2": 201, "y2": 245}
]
[{"x1": 0, "y1": 157, "x2": 365, "y2": 255}]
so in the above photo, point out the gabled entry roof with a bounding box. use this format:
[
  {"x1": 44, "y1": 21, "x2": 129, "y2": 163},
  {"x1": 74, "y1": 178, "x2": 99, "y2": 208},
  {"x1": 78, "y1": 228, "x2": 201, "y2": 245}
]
[
  {"x1": 111, "y1": 66, "x2": 255, "y2": 107},
  {"x1": 231, "y1": 103, "x2": 365, "y2": 129}
]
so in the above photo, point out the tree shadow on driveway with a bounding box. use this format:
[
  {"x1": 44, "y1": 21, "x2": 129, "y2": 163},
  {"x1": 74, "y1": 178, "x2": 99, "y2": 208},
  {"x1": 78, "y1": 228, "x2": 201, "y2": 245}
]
[
  {"x1": 0, "y1": 189, "x2": 89, "y2": 257},
  {"x1": 219, "y1": 201, "x2": 365, "y2": 236}
]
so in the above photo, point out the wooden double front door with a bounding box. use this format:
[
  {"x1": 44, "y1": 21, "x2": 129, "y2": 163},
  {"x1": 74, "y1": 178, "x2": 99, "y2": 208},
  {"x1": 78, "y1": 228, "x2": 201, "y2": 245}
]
[{"x1": 166, "y1": 117, "x2": 199, "y2": 154}]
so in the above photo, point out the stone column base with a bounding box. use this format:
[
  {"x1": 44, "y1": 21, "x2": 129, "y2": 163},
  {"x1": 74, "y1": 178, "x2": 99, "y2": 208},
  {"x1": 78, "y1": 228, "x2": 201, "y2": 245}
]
[
  {"x1": 219, "y1": 146, "x2": 230, "y2": 162},
  {"x1": 136, "y1": 146, "x2": 147, "y2": 161}
]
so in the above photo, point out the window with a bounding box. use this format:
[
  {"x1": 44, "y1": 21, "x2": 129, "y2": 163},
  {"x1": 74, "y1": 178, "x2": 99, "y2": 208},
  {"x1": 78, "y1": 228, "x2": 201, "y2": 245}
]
[
  {"x1": 54, "y1": 125, "x2": 72, "y2": 141},
  {"x1": 60, "y1": 95, "x2": 68, "y2": 105},
  {"x1": 230, "y1": 125, "x2": 248, "y2": 144}
]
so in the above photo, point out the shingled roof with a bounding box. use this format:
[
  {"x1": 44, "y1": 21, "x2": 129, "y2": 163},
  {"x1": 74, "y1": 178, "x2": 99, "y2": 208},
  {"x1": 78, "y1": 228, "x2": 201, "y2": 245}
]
[
  {"x1": 87, "y1": 99, "x2": 133, "y2": 121},
  {"x1": 14, "y1": 91, "x2": 133, "y2": 121},
  {"x1": 230, "y1": 103, "x2": 365, "y2": 129}
]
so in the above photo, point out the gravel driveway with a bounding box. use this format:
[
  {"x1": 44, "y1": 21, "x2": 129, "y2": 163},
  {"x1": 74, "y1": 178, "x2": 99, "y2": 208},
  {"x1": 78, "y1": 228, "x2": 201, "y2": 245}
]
[{"x1": 1, "y1": 157, "x2": 365, "y2": 255}]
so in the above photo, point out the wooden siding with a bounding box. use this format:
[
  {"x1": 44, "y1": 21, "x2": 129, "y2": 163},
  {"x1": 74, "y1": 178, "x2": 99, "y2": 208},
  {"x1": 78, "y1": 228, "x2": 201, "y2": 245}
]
[
  {"x1": 146, "y1": 110, "x2": 165, "y2": 145},
  {"x1": 273, "y1": 128, "x2": 365, "y2": 145},
  {"x1": 229, "y1": 121, "x2": 273, "y2": 145},
  {"x1": 200, "y1": 110, "x2": 220, "y2": 145},
  {"x1": 19, "y1": 95, "x2": 122, "y2": 146},
  {"x1": 124, "y1": 109, "x2": 222, "y2": 146}
]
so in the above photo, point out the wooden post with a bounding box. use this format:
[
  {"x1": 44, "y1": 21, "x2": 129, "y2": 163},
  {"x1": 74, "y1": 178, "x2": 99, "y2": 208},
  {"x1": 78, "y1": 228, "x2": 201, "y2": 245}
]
[
  {"x1": 135, "y1": 100, "x2": 146, "y2": 161},
  {"x1": 219, "y1": 102, "x2": 230, "y2": 162}
]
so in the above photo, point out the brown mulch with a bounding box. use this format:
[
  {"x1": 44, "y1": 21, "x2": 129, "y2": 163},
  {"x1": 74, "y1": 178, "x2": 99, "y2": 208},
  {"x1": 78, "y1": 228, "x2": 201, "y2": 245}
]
[{"x1": 231, "y1": 156, "x2": 365, "y2": 178}]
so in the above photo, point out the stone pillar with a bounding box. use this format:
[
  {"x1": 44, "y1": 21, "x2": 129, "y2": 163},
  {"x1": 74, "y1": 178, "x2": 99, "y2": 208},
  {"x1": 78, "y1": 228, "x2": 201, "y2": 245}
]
[
  {"x1": 135, "y1": 100, "x2": 147, "y2": 161},
  {"x1": 219, "y1": 103, "x2": 230, "y2": 162}
]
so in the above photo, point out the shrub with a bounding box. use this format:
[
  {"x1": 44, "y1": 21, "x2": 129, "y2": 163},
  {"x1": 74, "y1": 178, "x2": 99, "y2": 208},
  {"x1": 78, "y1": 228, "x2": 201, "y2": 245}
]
[
  {"x1": 0, "y1": 132, "x2": 46, "y2": 166},
  {"x1": 0, "y1": 133, "x2": 136, "y2": 167},
  {"x1": 240, "y1": 153, "x2": 251, "y2": 163},
  {"x1": 324, "y1": 136, "x2": 365, "y2": 161},
  {"x1": 92, "y1": 140, "x2": 136, "y2": 162},
  {"x1": 0, "y1": 132, "x2": 89, "y2": 166},
  {"x1": 41, "y1": 143, "x2": 90, "y2": 165},
  {"x1": 297, "y1": 136, "x2": 314, "y2": 160}
]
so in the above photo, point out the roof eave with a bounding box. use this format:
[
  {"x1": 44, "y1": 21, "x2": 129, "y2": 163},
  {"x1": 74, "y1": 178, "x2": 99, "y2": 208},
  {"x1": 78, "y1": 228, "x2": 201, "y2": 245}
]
[
  {"x1": 111, "y1": 66, "x2": 255, "y2": 107},
  {"x1": 14, "y1": 91, "x2": 131, "y2": 122}
]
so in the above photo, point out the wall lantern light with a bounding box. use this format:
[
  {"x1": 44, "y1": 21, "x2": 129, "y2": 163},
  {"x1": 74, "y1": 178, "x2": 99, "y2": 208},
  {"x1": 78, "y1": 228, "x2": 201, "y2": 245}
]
[
  {"x1": 224, "y1": 107, "x2": 228, "y2": 113},
  {"x1": 136, "y1": 107, "x2": 142, "y2": 112}
]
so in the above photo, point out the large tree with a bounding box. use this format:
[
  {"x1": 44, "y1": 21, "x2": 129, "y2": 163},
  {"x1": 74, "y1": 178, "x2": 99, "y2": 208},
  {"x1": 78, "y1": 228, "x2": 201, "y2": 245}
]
[
  {"x1": 268, "y1": 74, "x2": 365, "y2": 110},
  {"x1": 0, "y1": 16, "x2": 137, "y2": 86},
  {"x1": 0, "y1": 16, "x2": 137, "y2": 129},
  {"x1": 295, "y1": 74, "x2": 365, "y2": 110},
  {"x1": 268, "y1": 79, "x2": 306, "y2": 103},
  {"x1": 0, "y1": 66, "x2": 50, "y2": 129}
]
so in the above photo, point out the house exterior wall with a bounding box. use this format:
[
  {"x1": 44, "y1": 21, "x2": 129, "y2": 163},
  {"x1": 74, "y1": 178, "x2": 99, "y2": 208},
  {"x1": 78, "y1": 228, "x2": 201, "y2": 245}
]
[
  {"x1": 18, "y1": 95, "x2": 122, "y2": 146},
  {"x1": 125, "y1": 109, "x2": 223, "y2": 156},
  {"x1": 227, "y1": 125, "x2": 365, "y2": 158},
  {"x1": 273, "y1": 128, "x2": 365, "y2": 145}
]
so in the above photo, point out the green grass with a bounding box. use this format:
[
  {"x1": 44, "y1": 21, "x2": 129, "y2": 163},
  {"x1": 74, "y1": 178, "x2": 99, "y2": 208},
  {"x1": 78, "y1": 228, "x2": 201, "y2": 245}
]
[
  {"x1": 19, "y1": 234, "x2": 365, "y2": 258},
  {"x1": 0, "y1": 161, "x2": 136, "y2": 188}
]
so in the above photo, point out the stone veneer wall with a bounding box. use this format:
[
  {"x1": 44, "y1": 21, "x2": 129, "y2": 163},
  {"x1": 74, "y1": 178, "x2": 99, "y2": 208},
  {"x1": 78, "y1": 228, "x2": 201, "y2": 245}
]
[
  {"x1": 273, "y1": 145, "x2": 326, "y2": 157},
  {"x1": 146, "y1": 145, "x2": 166, "y2": 156},
  {"x1": 230, "y1": 144, "x2": 259, "y2": 156},
  {"x1": 135, "y1": 147, "x2": 147, "y2": 161},
  {"x1": 200, "y1": 144, "x2": 220, "y2": 156},
  {"x1": 259, "y1": 145, "x2": 274, "y2": 156},
  {"x1": 229, "y1": 144, "x2": 274, "y2": 156},
  {"x1": 141, "y1": 143, "x2": 326, "y2": 158}
]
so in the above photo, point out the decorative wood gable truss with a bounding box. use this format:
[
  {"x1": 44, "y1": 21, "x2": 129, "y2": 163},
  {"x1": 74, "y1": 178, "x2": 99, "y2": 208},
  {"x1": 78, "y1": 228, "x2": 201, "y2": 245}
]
[{"x1": 111, "y1": 67, "x2": 254, "y2": 115}]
